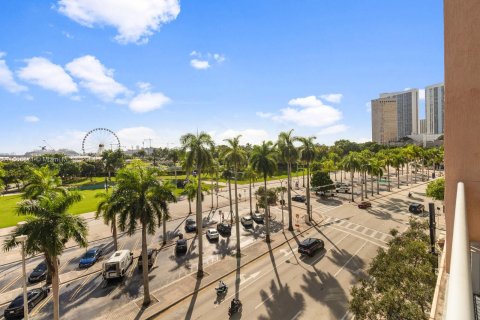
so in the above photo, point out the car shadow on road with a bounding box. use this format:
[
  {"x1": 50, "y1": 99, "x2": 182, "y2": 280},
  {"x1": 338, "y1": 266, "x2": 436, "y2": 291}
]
[
  {"x1": 257, "y1": 279, "x2": 306, "y2": 320},
  {"x1": 299, "y1": 267, "x2": 348, "y2": 319}
]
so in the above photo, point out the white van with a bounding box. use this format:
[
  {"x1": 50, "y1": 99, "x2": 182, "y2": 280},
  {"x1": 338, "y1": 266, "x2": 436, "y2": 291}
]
[
  {"x1": 102, "y1": 250, "x2": 133, "y2": 280},
  {"x1": 336, "y1": 186, "x2": 350, "y2": 193}
]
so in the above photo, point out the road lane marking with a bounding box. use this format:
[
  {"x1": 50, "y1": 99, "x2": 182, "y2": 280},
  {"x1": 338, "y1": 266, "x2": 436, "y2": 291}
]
[
  {"x1": 0, "y1": 274, "x2": 21, "y2": 294},
  {"x1": 334, "y1": 242, "x2": 367, "y2": 277},
  {"x1": 69, "y1": 273, "x2": 95, "y2": 302},
  {"x1": 325, "y1": 225, "x2": 388, "y2": 249},
  {"x1": 255, "y1": 292, "x2": 275, "y2": 309},
  {"x1": 291, "y1": 310, "x2": 303, "y2": 320}
]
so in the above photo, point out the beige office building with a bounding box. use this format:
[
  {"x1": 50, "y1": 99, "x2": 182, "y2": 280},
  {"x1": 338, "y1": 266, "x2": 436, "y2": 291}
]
[
  {"x1": 419, "y1": 119, "x2": 427, "y2": 134},
  {"x1": 371, "y1": 97, "x2": 398, "y2": 144}
]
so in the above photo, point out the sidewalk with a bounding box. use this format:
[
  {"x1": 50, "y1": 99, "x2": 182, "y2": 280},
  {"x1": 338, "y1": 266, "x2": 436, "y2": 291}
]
[{"x1": 103, "y1": 208, "x2": 324, "y2": 320}]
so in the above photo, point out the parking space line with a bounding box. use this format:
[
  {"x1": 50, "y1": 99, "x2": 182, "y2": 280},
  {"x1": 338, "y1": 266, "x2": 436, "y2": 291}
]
[
  {"x1": 334, "y1": 242, "x2": 367, "y2": 277},
  {"x1": 0, "y1": 274, "x2": 21, "y2": 294}
]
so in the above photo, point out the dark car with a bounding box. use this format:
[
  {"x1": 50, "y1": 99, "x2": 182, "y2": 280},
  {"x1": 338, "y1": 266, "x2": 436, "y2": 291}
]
[
  {"x1": 252, "y1": 213, "x2": 264, "y2": 224},
  {"x1": 79, "y1": 247, "x2": 103, "y2": 268},
  {"x1": 4, "y1": 287, "x2": 50, "y2": 320},
  {"x1": 138, "y1": 248, "x2": 158, "y2": 269},
  {"x1": 175, "y1": 239, "x2": 188, "y2": 255},
  {"x1": 409, "y1": 203, "x2": 425, "y2": 214},
  {"x1": 217, "y1": 222, "x2": 232, "y2": 237},
  {"x1": 28, "y1": 261, "x2": 47, "y2": 284},
  {"x1": 298, "y1": 238, "x2": 324, "y2": 257},
  {"x1": 292, "y1": 195, "x2": 306, "y2": 202},
  {"x1": 358, "y1": 201, "x2": 372, "y2": 209},
  {"x1": 185, "y1": 218, "x2": 197, "y2": 232}
]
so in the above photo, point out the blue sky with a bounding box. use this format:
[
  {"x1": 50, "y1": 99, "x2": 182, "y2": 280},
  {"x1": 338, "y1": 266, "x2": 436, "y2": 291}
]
[{"x1": 0, "y1": 0, "x2": 444, "y2": 154}]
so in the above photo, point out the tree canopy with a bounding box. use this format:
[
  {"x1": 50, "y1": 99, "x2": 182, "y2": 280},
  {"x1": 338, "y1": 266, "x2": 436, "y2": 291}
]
[{"x1": 426, "y1": 177, "x2": 445, "y2": 201}]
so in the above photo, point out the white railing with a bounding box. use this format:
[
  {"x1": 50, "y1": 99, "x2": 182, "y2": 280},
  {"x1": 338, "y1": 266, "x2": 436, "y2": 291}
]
[{"x1": 445, "y1": 182, "x2": 474, "y2": 319}]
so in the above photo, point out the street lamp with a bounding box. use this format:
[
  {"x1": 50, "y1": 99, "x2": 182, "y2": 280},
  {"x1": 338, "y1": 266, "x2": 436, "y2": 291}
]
[{"x1": 15, "y1": 222, "x2": 28, "y2": 320}]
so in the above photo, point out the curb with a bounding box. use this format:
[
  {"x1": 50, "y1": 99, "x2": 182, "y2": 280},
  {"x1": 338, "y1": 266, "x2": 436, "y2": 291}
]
[{"x1": 144, "y1": 216, "x2": 326, "y2": 319}]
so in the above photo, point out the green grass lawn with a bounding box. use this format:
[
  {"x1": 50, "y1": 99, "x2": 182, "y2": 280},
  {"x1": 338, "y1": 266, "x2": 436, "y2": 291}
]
[{"x1": 0, "y1": 194, "x2": 27, "y2": 228}]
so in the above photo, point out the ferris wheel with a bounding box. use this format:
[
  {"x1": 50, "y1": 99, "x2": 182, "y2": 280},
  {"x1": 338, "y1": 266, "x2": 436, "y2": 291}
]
[{"x1": 82, "y1": 128, "x2": 121, "y2": 156}]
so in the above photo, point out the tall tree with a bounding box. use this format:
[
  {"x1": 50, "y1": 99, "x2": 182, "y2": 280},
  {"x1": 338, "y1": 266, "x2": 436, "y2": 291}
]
[
  {"x1": 3, "y1": 192, "x2": 88, "y2": 320},
  {"x1": 296, "y1": 136, "x2": 317, "y2": 221},
  {"x1": 378, "y1": 150, "x2": 394, "y2": 192},
  {"x1": 95, "y1": 191, "x2": 120, "y2": 251},
  {"x1": 222, "y1": 136, "x2": 247, "y2": 256},
  {"x1": 168, "y1": 148, "x2": 182, "y2": 183},
  {"x1": 180, "y1": 132, "x2": 214, "y2": 277},
  {"x1": 343, "y1": 152, "x2": 360, "y2": 202},
  {"x1": 278, "y1": 129, "x2": 298, "y2": 231},
  {"x1": 102, "y1": 149, "x2": 125, "y2": 183},
  {"x1": 250, "y1": 141, "x2": 277, "y2": 242},
  {"x1": 243, "y1": 165, "x2": 257, "y2": 214},
  {"x1": 112, "y1": 161, "x2": 175, "y2": 305},
  {"x1": 23, "y1": 166, "x2": 67, "y2": 200}
]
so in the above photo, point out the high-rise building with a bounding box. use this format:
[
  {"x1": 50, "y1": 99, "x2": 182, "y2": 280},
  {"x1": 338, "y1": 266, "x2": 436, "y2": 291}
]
[
  {"x1": 371, "y1": 97, "x2": 398, "y2": 144},
  {"x1": 380, "y1": 89, "x2": 419, "y2": 137},
  {"x1": 425, "y1": 82, "x2": 445, "y2": 134},
  {"x1": 419, "y1": 119, "x2": 427, "y2": 134},
  {"x1": 371, "y1": 89, "x2": 419, "y2": 144}
]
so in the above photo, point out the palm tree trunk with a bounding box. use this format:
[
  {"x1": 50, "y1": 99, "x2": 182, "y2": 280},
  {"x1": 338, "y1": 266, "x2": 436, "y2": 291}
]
[
  {"x1": 306, "y1": 164, "x2": 311, "y2": 222},
  {"x1": 287, "y1": 163, "x2": 293, "y2": 231},
  {"x1": 350, "y1": 171, "x2": 355, "y2": 202},
  {"x1": 196, "y1": 168, "x2": 204, "y2": 278},
  {"x1": 414, "y1": 162, "x2": 417, "y2": 183},
  {"x1": 264, "y1": 176, "x2": 271, "y2": 243},
  {"x1": 364, "y1": 172, "x2": 368, "y2": 198},
  {"x1": 370, "y1": 174, "x2": 374, "y2": 197},
  {"x1": 302, "y1": 167, "x2": 305, "y2": 187},
  {"x1": 141, "y1": 223, "x2": 151, "y2": 305},
  {"x1": 377, "y1": 174, "x2": 380, "y2": 194},
  {"x1": 210, "y1": 179, "x2": 214, "y2": 209},
  {"x1": 397, "y1": 169, "x2": 400, "y2": 188},
  {"x1": 249, "y1": 178, "x2": 252, "y2": 214},
  {"x1": 228, "y1": 177, "x2": 233, "y2": 224},
  {"x1": 360, "y1": 172, "x2": 364, "y2": 201},
  {"x1": 215, "y1": 169, "x2": 219, "y2": 209},
  {"x1": 188, "y1": 198, "x2": 192, "y2": 214},
  {"x1": 112, "y1": 218, "x2": 118, "y2": 251},
  {"x1": 406, "y1": 162, "x2": 409, "y2": 185},
  {"x1": 234, "y1": 166, "x2": 241, "y2": 257},
  {"x1": 162, "y1": 213, "x2": 167, "y2": 245},
  {"x1": 334, "y1": 170, "x2": 337, "y2": 181},
  {"x1": 51, "y1": 255, "x2": 60, "y2": 320},
  {"x1": 387, "y1": 166, "x2": 391, "y2": 191}
]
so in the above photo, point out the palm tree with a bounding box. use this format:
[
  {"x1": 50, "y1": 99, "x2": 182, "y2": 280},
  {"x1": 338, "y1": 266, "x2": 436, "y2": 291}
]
[
  {"x1": 222, "y1": 135, "x2": 247, "y2": 256},
  {"x1": 296, "y1": 136, "x2": 316, "y2": 221},
  {"x1": 250, "y1": 141, "x2": 277, "y2": 242},
  {"x1": 182, "y1": 181, "x2": 196, "y2": 214},
  {"x1": 112, "y1": 161, "x2": 175, "y2": 305},
  {"x1": 342, "y1": 152, "x2": 360, "y2": 202},
  {"x1": 328, "y1": 152, "x2": 341, "y2": 181},
  {"x1": 181, "y1": 132, "x2": 214, "y2": 277},
  {"x1": 278, "y1": 130, "x2": 298, "y2": 231},
  {"x1": 243, "y1": 165, "x2": 257, "y2": 214},
  {"x1": 168, "y1": 148, "x2": 181, "y2": 184},
  {"x1": 95, "y1": 192, "x2": 119, "y2": 251},
  {"x1": 391, "y1": 153, "x2": 404, "y2": 189},
  {"x1": 222, "y1": 168, "x2": 234, "y2": 220},
  {"x1": 0, "y1": 164, "x2": 5, "y2": 192},
  {"x1": 3, "y1": 191, "x2": 88, "y2": 320},
  {"x1": 102, "y1": 149, "x2": 125, "y2": 185},
  {"x1": 411, "y1": 145, "x2": 423, "y2": 183},
  {"x1": 366, "y1": 158, "x2": 380, "y2": 197},
  {"x1": 379, "y1": 150, "x2": 394, "y2": 192},
  {"x1": 23, "y1": 166, "x2": 66, "y2": 199},
  {"x1": 402, "y1": 146, "x2": 415, "y2": 185}
]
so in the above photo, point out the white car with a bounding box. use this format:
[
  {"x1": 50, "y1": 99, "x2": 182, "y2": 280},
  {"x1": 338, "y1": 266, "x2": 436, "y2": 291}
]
[
  {"x1": 206, "y1": 228, "x2": 219, "y2": 241},
  {"x1": 336, "y1": 186, "x2": 350, "y2": 193},
  {"x1": 241, "y1": 215, "x2": 254, "y2": 227}
]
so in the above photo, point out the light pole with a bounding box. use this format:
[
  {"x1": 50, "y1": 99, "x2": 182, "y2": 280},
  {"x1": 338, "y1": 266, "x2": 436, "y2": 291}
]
[{"x1": 15, "y1": 222, "x2": 28, "y2": 320}]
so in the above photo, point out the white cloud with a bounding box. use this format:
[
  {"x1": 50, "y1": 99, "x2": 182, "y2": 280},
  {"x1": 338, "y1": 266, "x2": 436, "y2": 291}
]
[
  {"x1": 365, "y1": 101, "x2": 371, "y2": 113},
  {"x1": 24, "y1": 115, "x2": 39, "y2": 123},
  {"x1": 65, "y1": 55, "x2": 128, "y2": 101},
  {"x1": 268, "y1": 96, "x2": 342, "y2": 127},
  {"x1": 317, "y1": 124, "x2": 348, "y2": 135},
  {"x1": 0, "y1": 55, "x2": 28, "y2": 93},
  {"x1": 129, "y1": 91, "x2": 171, "y2": 113},
  {"x1": 320, "y1": 93, "x2": 343, "y2": 104},
  {"x1": 190, "y1": 59, "x2": 210, "y2": 70},
  {"x1": 117, "y1": 126, "x2": 158, "y2": 148},
  {"x1": 419, "y1": 89, "x2": 425, "y2": 100},
  {"x1": 48, "y1": 130, "x2": 87, "y2": 152},
  {"x1": 213, "y1": 53, "x2": 225, "y2": 63},
  {"x1": 57, "y1": 0, "x2": 180, "y2": 44},
  {"x1": 215, "y1": 129, "x2": 270, "y2": 145},
  {"x1": 62, "y1": 31, "x2": 74, "y2": 39},
  {"x1": 256, "y1": 111, "x2": 273, "y2": 118},
  {"x1": 17, "y1": 57, "x2": 78, "y2": 95},
  {"x1": 136, "y1": 81, "x2": 152, "y2": 92}
]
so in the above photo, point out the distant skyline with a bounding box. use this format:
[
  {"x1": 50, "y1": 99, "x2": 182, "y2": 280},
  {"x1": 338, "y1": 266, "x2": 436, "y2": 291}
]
[{"x1": 0, "y1": 0, "x2": 444, "y2": 154}]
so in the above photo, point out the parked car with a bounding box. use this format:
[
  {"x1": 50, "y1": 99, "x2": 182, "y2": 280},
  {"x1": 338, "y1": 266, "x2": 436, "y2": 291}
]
[
  {"x1": 206, "y1": 228, "x2": 220, "y2": 241},
  {"x1": 335, "y1": 182, "x2": 349, "y2": 188},
  {"x1": 3, "y1": 287, "x2": 50, "y2": 320},
  {"x1": 175, "y1": 239, "x2": 188, "y2": 255},
  {"x1": 241, "y1": 215, "x2": 254, "y2": 228},
  {"x1": 185, "y1": 218, "x2": 197, "y2": 233},
  {"x1": 79, "y1": 246, "x2": 103, "y2": 268},
  {"x1": 252, "y1": 212, "x2": 264, "y2": 224},
  {"x1": 292, "y1": 195, "x2": 306, "y2": 202},
  {"x1": 217, "y1": 222, "x2": 232, "y2": 236},
  {"x1": 409, "y1": 203, "x2": 425, "y2": 214},
  {"x1": 335, "y1": 186, "x2": 350, "y2": 193},
  {"x1": 298, "y1": 238, "x2": 324, "y2": 257},
  {"x1": 138, "y1": 248, "x2": 157, "y2": 270},
  {"x1": 102, "y1": 250, "x2": 133, "y2": 280},
  {"x1": 317, "y1": 190, "x2": 335, "y2": 197},
  {"x1": 358, "y1": 201, "x2": 372, "y2": 209},
  {"x1": 28, "y1": 261, "x2": 47, "y2": 284}
]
